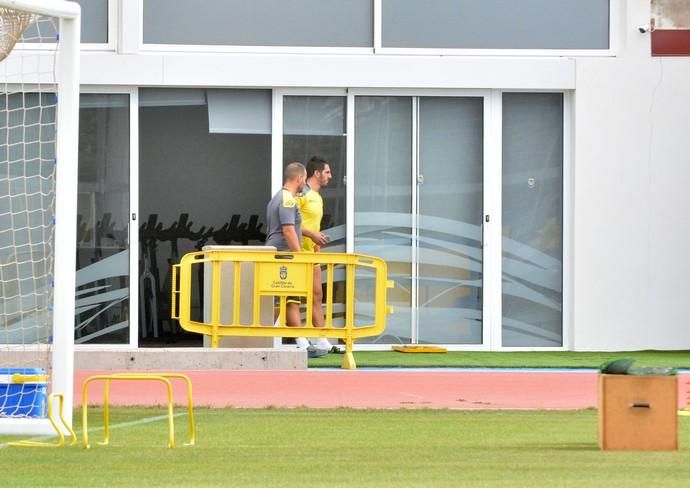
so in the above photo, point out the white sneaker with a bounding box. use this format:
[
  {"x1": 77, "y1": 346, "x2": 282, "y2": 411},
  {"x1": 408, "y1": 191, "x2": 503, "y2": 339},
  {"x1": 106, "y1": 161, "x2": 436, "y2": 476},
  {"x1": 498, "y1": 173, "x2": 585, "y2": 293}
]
[
  {"x1": 306, "y1": 345, "x2": 328, "y2": 358},
  {"x1": 295, "y1": 337, "x2": 311, "y2": 349}
]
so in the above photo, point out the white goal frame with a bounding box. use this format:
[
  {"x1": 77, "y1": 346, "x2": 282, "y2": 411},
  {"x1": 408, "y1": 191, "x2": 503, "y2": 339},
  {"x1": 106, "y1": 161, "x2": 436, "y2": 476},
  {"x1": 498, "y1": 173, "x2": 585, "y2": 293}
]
[{"x1": 0, "y1": 0, "x2": 80, "y2": 436}]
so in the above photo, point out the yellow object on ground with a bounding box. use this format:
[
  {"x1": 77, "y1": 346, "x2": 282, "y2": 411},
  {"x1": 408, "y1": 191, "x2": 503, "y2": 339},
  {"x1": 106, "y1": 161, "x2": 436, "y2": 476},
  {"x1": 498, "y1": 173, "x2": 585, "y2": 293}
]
[
  {"x1": 81, "y1": 373, "x2": 195, "y2": 449},
  {"x1": 172, "y1": 249, "x2": 394, "y2": 369},
  {"x1": 8, "y1": 393, "x2": 77, "y2": 448},
  {"x1": 392, "y1": 345, "x2": 448, "y2": 353}
]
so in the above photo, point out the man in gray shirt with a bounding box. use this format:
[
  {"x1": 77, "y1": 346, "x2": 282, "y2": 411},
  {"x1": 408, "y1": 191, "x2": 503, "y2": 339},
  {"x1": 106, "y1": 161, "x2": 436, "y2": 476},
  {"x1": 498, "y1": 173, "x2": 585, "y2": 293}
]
[
  {"x1": 265, "y1": 162, "x2": 306, "y2": 252},
  {"x1": 265, "y1": 162, "x2": 328, "y2": 358}
]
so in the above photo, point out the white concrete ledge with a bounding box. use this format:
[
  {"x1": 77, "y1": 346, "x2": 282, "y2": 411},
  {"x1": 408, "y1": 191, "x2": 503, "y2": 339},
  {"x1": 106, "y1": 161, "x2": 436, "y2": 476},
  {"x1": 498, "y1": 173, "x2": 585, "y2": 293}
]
[
  {"x1": 3, "y1": 348, "x2": 307, "y2": 371},
  {"x1": 77, "y1": 348, "x2": 307, "y2": 370}
]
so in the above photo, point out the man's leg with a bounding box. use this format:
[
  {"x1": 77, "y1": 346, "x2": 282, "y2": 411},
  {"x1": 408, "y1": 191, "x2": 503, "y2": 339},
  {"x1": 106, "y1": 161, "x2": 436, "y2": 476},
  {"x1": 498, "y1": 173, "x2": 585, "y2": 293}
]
[
  {"x1": 288, "y1": 300, "x2": 327, "y2": 357},
  {"x1": 286, "y1": 301, "x2": 301, "y2": 327},
  {"x1": 277, "y1": 300, "x2": 314, "y2": 352},
  {"x1": 274, "y1": 298, "x2": 324, "y2": 356},
  {"x1": 310, "y1": 265, "x2": 333, "y2": 351},
  {"x1": 311, "y1": 265, "x2": 324, "y2": 328}
]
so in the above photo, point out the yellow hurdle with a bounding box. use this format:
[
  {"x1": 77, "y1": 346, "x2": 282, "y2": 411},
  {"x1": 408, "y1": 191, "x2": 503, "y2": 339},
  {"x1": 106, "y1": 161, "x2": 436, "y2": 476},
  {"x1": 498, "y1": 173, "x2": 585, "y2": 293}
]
[
  {"x1": 81, "y1": 373, "x2": 195, "y2": 449},
  {"x1": 172, "y1": 249, "x2": 394, "y2": 369},
  {"x1": 8, "y1": 393, "x2": 77, "y2": 448}
]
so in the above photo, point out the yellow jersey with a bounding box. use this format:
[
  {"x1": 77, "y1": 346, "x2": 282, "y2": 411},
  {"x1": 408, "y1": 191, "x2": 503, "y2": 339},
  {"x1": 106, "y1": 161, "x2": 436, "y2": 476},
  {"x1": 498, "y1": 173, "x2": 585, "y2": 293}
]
[{"x1": 296, "y1": 184, "x2": 323, "y2": 252}]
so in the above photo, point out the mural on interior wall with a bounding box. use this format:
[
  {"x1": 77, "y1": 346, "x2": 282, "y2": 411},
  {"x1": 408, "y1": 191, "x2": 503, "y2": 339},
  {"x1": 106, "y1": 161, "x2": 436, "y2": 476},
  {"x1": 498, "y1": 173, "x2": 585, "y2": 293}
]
[{"x1": 651, "y1": 0, "x2": 690, "y2": 55}]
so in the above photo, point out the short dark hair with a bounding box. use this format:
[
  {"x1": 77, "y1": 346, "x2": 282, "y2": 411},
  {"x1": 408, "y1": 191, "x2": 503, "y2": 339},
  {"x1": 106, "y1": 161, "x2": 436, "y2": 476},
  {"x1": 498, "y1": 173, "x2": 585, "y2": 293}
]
[
  {"x1": 306, "y1": 157, "x2": 329, "y2": 178},
  {"x1": 284, "y1": 161, "x2": 306, "y2": 183}
]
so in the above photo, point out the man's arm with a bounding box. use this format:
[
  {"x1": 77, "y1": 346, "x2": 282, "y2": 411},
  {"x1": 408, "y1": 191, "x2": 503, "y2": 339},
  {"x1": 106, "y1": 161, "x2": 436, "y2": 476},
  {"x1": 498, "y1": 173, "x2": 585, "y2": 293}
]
[
  {"x1": 282, "y1": 224, "x2": 302, "y2": 252},
  {"x1": 277, "y1": 190, "x2": 301, "y2": 251},
  {"x1": 301, "y1": 228, "x2": 328, "y2": 246}
]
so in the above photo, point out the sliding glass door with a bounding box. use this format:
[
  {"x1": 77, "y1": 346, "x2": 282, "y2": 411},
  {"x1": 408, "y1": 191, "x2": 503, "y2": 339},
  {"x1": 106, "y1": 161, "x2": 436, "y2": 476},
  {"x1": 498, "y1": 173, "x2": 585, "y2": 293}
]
[
  {"x1": 282, "y1": 95, "x2": 347, "y2": 250},
  {"x1": 72, "y1": 88, "x2": 563, "y2": 349},
  {"x1": 501, "y1": 93, "x2": 564, "y2": 346},
  {"x1": 75, "y1": 94, "x2": 131, "y2": 344},
  {"x1": 353, "y1": 95, "x2": 485, "y2": 345},
  {"x1": 273, "y1": 89, "x2": 565, "y2": 349},
  {"x1": 417, "y1": 97, "x2": 484, "y2": 344},
  {"x1": 353, "y1": 97, "x2": 414, "y2": 343}
]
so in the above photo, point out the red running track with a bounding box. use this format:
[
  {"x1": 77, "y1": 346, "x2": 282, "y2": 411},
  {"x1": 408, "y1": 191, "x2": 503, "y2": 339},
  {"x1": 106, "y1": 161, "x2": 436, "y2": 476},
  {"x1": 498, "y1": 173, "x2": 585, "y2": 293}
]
[{"x1": 73, "y1": 370, "x2": 690, "y2": 410}]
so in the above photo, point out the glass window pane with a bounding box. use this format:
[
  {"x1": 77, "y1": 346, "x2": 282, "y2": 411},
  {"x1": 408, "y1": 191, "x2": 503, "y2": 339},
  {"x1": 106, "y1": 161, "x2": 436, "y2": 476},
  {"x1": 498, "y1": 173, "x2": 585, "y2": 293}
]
[
  {"x1": 283, "y1": 96, "x2": 346, "y2": 243},
  {"x1": 354, "y1": 96, "x2": 412, "y2": 344},
  {"x1": 77, "y1": 0, "x2": 109, "y2": 44},
  {"x1": 283, "y1": 96, "x2": 347, "y2": 331},
  {"x1": 144, "y1": 0, "x2": 373, "y2": 47},
  {"x1": 23, "y1": 0, "x2": 109, "y2": 44},
  {"x1": 139, "y1": 89, "x2": 206, "y2": 107},
  {"x1": 502, "y1": 93, "x2": 563, "y2": 347},
  {"x1": 418, "y1": 97, "x2": 483, "y2": 344},
  {"x1": 284, "y1": 96, "x2": 346, "y2": 137},
  {"x1": 383, "y1": 0, "x2": 609, "y2": 49},
  {"x1": 76, "y1": 94, "x2": 130, "y2": 344},
  {"x1": 207, "y1": 89, "x2": 272, "y2": 135}
]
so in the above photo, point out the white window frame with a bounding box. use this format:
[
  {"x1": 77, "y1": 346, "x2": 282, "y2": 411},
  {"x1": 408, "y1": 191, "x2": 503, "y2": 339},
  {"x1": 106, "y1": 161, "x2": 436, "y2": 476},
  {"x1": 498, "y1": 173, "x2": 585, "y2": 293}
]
[
  {"x1": 139, "y1": 3, "x2": 374, "y2": 55},
  {"x1": 141, "y1": 44, "x2": 375, "y2": 56},
  {"x1": 374, "y1": 0, "x2": 622, "y2": 58},
  {"x1": 12, "y1": 0, "x2": 116, "y2": 52},
  {"x1": 134, "y1": 0, "x2": 621, "y2": 57},
  {"x1": 271, "y1": 88, "x2": 348, "y2": 201},
  {"x1": 347, "y1": 88, "x2": 493, "y2": 351},
  {"x1": 492, "y1": 89, "x2": 572, "y2": 352},
  {"x1": 86, "y1": 0, "x2": 117, "y2": 51},
  {"x1": 271, "y1": 88, "x2": 350, "y2": 348},
  {"x1": 102, "y1": 0, "x2": 118, "y2": 51},
  {"x1": 139, "y1": 86, "x2": 571, "y2": 352},
  {"x1": 346, "y1": 88, "x2": 570, "y2": 351}
]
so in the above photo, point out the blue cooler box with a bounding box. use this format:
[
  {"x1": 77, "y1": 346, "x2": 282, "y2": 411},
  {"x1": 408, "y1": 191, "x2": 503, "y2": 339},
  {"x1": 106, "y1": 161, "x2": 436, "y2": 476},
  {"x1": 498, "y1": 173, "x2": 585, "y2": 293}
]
[{"x1": 0, "y1": 368, "x2": 47, "y2": 417}]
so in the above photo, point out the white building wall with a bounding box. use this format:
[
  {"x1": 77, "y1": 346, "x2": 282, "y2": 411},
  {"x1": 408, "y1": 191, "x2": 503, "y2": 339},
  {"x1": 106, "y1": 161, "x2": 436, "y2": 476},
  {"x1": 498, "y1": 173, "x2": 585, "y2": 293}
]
[
  {"x1": 77, "y1": 0, "x2": 688, "y2": 351},
  {"x1": 572, "y1": 1, "x2": 690, "y2": 350},
  {"x1": 4, "y1": 0, "x2": 681, "y2": 350}
]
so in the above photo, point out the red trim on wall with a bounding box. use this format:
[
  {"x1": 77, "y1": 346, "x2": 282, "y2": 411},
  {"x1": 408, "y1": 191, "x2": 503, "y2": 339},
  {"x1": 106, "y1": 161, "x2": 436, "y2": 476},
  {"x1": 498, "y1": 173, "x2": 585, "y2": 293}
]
[{"x1": 651, "y1": 29, "x2": 690, "y2": 56}]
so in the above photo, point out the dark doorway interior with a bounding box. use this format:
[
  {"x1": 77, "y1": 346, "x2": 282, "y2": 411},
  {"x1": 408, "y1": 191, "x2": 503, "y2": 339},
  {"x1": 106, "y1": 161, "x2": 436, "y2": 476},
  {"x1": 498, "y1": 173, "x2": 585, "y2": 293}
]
[{"x1": 138, "y1": 90, "x2": 271, "y2": 346}]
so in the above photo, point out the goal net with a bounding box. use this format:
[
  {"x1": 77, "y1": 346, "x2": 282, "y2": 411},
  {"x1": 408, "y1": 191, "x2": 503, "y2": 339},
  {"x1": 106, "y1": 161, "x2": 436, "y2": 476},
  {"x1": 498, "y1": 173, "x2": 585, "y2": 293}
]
[{"x1": 0, "y1": 0, "x2": 80, "y2": 436}]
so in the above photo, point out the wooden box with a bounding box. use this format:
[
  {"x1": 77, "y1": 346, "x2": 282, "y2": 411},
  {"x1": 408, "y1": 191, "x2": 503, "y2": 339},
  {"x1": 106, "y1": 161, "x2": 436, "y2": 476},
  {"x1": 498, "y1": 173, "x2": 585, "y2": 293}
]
[{"x1": 598, "y1": 374, "x2": 678, "y2": 450}]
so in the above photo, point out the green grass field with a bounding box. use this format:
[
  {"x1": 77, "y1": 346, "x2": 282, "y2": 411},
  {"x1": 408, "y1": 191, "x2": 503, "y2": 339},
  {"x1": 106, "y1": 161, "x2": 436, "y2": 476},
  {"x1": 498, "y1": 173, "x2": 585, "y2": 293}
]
[
  {"x1": 2, "y1": 408, "x2": 690, "y2": 487},
  {"x1": 310, "y1": 350, "x2": 690, "y2": 369}
]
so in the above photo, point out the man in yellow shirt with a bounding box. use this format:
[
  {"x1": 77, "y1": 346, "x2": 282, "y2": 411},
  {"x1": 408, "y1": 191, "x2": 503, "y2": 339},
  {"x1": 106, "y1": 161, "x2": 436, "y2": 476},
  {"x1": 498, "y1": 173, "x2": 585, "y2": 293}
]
[{"x1": 295, "y1": 157, "x2": 333, "y2": 353}]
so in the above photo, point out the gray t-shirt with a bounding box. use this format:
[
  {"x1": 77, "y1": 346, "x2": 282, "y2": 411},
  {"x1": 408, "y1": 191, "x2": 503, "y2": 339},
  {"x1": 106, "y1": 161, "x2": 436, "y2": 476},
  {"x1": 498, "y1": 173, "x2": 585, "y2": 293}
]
[{"x1": 265, "y1": 188, "x2": 302, "y2": 251}]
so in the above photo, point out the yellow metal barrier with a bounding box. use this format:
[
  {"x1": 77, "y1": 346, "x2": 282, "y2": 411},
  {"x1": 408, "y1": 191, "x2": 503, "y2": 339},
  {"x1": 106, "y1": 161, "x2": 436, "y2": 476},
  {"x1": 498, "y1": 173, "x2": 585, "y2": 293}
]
[
  {"x1": 172, "y1": 249, "x2": 394, "y2": 369},
  {"x1": 81, "y1": 373, "x2": 195, "y2": 449}
]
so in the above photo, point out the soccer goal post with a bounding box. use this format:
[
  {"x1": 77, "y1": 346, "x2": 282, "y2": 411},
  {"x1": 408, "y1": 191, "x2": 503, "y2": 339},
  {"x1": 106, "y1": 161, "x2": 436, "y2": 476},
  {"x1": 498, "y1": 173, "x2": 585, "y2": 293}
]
[{"x1": 0, "y1": 0, "x2": 80, "y2": 436}]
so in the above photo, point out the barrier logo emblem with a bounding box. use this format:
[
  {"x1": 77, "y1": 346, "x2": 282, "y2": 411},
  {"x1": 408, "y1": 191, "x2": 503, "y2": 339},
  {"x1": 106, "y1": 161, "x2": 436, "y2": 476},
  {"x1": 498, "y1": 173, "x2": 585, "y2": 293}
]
[{"x1": 280, "y1": 266, "x2": 287, "y2": 280}]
